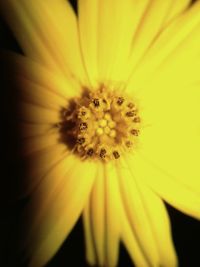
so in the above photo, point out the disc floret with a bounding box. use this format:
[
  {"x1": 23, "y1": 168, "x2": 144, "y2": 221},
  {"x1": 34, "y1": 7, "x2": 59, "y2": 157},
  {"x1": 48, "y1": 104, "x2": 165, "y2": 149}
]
[{"x1": 61, "y1": 85, "x2": 141, "y2": 162}]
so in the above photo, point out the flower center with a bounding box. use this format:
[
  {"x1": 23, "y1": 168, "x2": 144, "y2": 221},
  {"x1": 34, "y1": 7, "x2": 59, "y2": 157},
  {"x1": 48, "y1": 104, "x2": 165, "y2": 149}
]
[{"x1": 59, "y1": 85, "x2": 141, "y2": 162}]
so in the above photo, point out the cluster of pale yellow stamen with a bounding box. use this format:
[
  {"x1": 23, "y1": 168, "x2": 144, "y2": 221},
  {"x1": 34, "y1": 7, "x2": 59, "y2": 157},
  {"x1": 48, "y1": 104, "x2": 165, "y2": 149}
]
[{"x1": 61, "y1": 86, "x2": 141, "y2": 162}]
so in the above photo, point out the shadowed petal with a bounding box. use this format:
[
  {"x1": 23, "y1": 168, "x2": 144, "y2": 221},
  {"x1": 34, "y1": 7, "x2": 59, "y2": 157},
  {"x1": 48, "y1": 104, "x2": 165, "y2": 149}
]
[
  {"x1": 21, "y1": 143, "x2": 67, "y2": 196},
  {"x1": 19, "y1": 102, "x2": 60, "y2": 124},
  {"x1": 22, "y1": 132, "x2": 60, "y2": 156},
  {"x1": 0, "y1": 0, "x2": 87, "y2": 82},
  {"x1": 0, "y1": 53, "x2": 81, "y2": 99},
  {"x1": 24, "y1": 159, "x2": 97, "y2": 267}
]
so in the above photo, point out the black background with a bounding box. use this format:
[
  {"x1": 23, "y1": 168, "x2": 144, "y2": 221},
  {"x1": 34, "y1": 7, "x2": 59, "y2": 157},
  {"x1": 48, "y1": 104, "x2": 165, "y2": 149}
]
[{"x1": 0, "y1": 0, "x2": 200, "y2": 266}]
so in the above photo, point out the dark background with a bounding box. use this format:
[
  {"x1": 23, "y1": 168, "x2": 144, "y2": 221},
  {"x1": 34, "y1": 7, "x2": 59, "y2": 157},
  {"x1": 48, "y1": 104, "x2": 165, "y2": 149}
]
[{"x1": 0, "y1": 0, "x2": 200, "y2": 266}]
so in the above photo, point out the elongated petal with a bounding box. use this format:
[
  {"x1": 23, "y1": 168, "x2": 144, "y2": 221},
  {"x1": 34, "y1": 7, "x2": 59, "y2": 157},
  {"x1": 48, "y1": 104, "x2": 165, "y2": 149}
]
[
  {"x1": 21, "y1": 143, "x2": 67, "y2": 196},
  {"x1": 96, "y1": 0, "x2": 148, "y2": 82},
  {"x1": 90, "y1": 163, "x2": 106, "y2": 266},
  {"x1": 83, "y1": 201, "x2": 97, "y2": 266},
  {"x1": 104, "y1": 162, "x2": 121, "y2": 267},
  {"x1": 129, "y1": 153, "x2": 200, "y2": 220},
  {"x1": 22, "y1": 155, "x2": 77, "y2": 247},
  {"x1": 20, "y1": 123, "x2": 52, "y2": 139},
  {"x1": 127, "y1": 1, "x2": 200, "y2": 90},
  {"x1": 124, "y1": 156, "x2": 177, "y2": 266},
  {"x1": 118, "y1": 157, "x2": 160, "y2": 266},
  {"x1": 22, "y1": 132, "x2": 60, "y2": 156},
  {"x1": 135, "y1": 83, "x2": 200, "y2": 198},
  {"x1": 1, "y1": 52, "x2": 81, "y2": 99},
  {"x1": 0, "y1": 0, "x2": 87, "y2": 82},
  {"x1": 164, "y1": 0, "x2": 190, "y2": 25},
  {"x1": 121, "y1": 206, "x2": 150, "y2": 267},
  {"x1": 19, "y1": 102, "x2": 60, "y2": 124},
  {"x1": 78, "y1": 0, "x2": 98, "y2": 86},
  {"x1": 126, "y1": 1, "x2": 174, "y2": 75},
  {"x1": 17, "y1": 77, "x2": 66, "y2": 111},
  {"x1": 25, "y1": 159, "x2": 97, "y2": 267}
]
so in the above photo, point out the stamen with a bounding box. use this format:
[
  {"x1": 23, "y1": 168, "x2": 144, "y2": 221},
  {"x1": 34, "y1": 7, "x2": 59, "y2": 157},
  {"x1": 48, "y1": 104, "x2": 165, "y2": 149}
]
[
  {"x1": 79, "y1": 122, "x2": 88, "y2": 131},
  {"x1": 127, "y1": 102, "x2": 135, "y2": 109},
  {"x1": 125, "y1": 141, "x2": 132, "y2": 148},
  {"x1": 113, "y1": 151, "x2": 120, "y2": 159},
  {"x1": 100, "y1": 148, "x2": 106, "y2": 158},
  {"x1": 93, "y1": 98, "x2": 100, "y2": 107},
  {"x1": 87, "y1": 148, "x2": 94, "y2": 156},
  {"x1": 133, "y1": 117, "x2": 141, "y2": 123},
  {"x1": 77, "y1": 137, "x2": 85, "y2": 145},
  {"x1": 126, "y1": 111, "x2": 135, "y2": 117},
  {"x1": 117, "y1": 97, "x2": 124, "y2": 105},
  {"x1": 131, "y1": 129, "x2": 139, "y2": 136}
]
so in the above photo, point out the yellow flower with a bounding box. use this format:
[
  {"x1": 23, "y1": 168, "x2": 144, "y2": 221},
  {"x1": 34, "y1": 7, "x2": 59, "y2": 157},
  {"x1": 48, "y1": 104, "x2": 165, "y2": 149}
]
[{"x1": 1, "y1": 0, "x2": 200, "y2": 266}]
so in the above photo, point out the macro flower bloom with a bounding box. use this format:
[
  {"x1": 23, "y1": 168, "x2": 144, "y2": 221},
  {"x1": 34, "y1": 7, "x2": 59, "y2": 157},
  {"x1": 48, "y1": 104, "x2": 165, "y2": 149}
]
[{"x1": 1, "y1": 0, "x2": 200, "y2": 266}]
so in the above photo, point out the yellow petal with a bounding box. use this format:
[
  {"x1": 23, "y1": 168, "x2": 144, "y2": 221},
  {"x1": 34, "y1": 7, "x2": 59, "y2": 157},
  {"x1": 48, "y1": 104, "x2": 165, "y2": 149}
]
[
  {"x1": 125, "y1": 155, "x2": 178, "y2": 266},
  {"x1": 83, "y1": 201, "x2": 97, "y2": 266},
  {"x1": 126, "y1": 1, "x2": 200, "y2": 90},
  {"x1": 0, "y1": 0, "x2": 87, "y2": 83},
  {"x1": 119, "y1": 179, "x2": 149, "y2": 267},
  {"x1": 97, "y1": 0, "x2": 148, "y2": 82},
  {"x1": 121, "y1": 206, "x2": 150, "y2": 267},
  {"x1": 1, "y1": 53, "x2": 81, "y2": 99},
  {"x1": 118, "y1": 156, "x2": 160, "y2": 266},
  {"x1": 22, "y1": 132, "x2": 60, "y2": 156},
  {"x1": 78, "y1": 0, "x2": 98, "y2": 86},
  {"x1": 21, "y1": 143, "x2": 67, "y2": 196},
  {"x1": 26, "y1": 160, "x2": 97, "y2": 267},
  {"x1": 164, "y1": 0, "x2": 190, "y2": 25},
  {"x1": 19, "y1": 102, "x2": 60, "y2": 124},
  {"x1": 104, "y1": 162, "x2": 121, "y2": 267},
  {"x1": 130, "y1": 152, "x2": 200, "y2": 220},
  {"x1": 90, "y1": 163, "x2": 106, "y2": 266},
  {"x1": 22, "y1": 155, "x2": 77, "y2": 245},
  {"x1": 136, "y1": 82, "x2": 200, "y2": 197},
  {"x1": 17, "y1": 76, "x2": 66, "y2": 111},
  {"x1": 20, "y1": 123, "x2": 52, "y2": 138},
  {"x1": 126, "y1": 0, "x2": 174, "y2": 77}
]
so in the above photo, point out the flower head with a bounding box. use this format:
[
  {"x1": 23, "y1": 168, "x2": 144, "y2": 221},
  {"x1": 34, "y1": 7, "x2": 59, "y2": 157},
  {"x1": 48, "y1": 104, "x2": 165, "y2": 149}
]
[{"x1": 1, "y1": 0, "x2": 200, "y2": 267}]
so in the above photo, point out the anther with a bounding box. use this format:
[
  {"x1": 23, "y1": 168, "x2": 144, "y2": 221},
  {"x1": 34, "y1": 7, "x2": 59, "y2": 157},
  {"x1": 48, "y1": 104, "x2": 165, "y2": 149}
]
[
  {"x1": 127, "y1": 102, "x2": 135, "y2": 109},
  {"x1": 126, "y1": 111, "x2": 135, "y2": 117},
  {"x1": 77, "y1": 137, "x2": 85, "y2": 145},
  {"x1": 133, "y1": 117, "x2": 141, "y2": 123},
  {"x1": 100, "y1": 148, "x2": 106, "y2": 158},
  {"x1": 79, "y1": 122, "x2": 88, "y2": 131},
  {"x1": 117, "y1": 97, "x2": 124, "y2": 105},
  {"x1": 130, "y1": 129, "x2": 139, "y2": 136},
  {"x1": 125, "y1": 141, "x2": 132, "y2": 148},
  {"x1": 87, "y1": 148, "x2": 94, "y2": 156},
  {"x1": 113, "y1": 151, "x2": 120, "y2": 159},
  {"x1": 93, "y1": 98, "x2": 100, "y2": 107}
]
